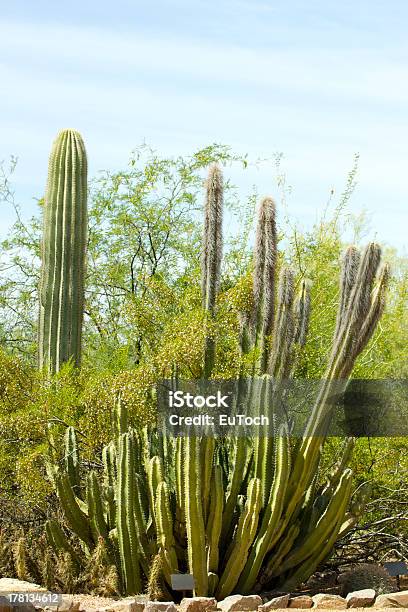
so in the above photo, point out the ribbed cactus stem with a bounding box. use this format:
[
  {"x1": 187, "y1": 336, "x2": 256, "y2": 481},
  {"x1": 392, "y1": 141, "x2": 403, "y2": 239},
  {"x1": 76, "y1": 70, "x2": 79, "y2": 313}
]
[
  {"x1": 277, "y1": 469, "x2": 353, "y2": 574},
  {"x1": 174, "y1": 436, "x2": 186, "y2": 541},
  {"x1": 13, "y1": 537, "x2": 30, "y2": 582},
  {"x1": 325, "y1": 438, "x2": 355, "y2": 490},
  {"x1": 349, "y1": 243, "x2": 382, "y2": 329},
  {"x1": 238, "y1": 312, "x2": 252, "y2": 356},
  {"x1": 216, "y1": 478, "x2": 262, "y2": 599},
  {"x1": 206, "y1": 463, "x2": 224, "y2": 573},
  {"x1": 350, "y1": 263, "x2": 390, "y2": 366},
  {"x1": 45, "y1": 519, "x2": 81, "y2": 567},
  {"x1": 55, "y1": 472, "x2": 93, "y2": 546},
  {"x1": 253, "y1": 378, "x2": 274, "y2": 505},
  {"x1": 102, "y1": 441, "x2": 117, "y2": 530},
  {"x1": 148, "y1": 552, "x2": 164, "y2": 602},
  {"x1": 268, "y1": 267, "x2": 295, "y2": 378},
  {"x1": 299, "y1": 244, "x2": 386, "y2": 444},
  {"x1": 113, "y1": 395, "x2": 128, "y2": 442},
  {"x1": 185, "y1": 436, "x2": 208, "y2": 596},
  {"x1": 330, "y1": 243, "x2": 382, "y2": 377},
  {"x1": 201, "y1": 164, "x2": 223, "y2": 314},
  {"x1": 258, "y1": 522, "x2": 300, "y2": 587},
  {"x1": 221, "y1": 437, "x2": 252, "y2": 547},
  {"x1": 252, "y1": 197, "x2": 277, "y2": 372},
  {"x1": 64, "y1": 426, "x2": 81, "y2": 495},
  {"x1": 334, "y1": 246, "x2": 361, "y2": 339},
  {"x1": 102, "y1": 442, "x2": 117, "y2": 489},
  {"x1": 294, "y1": 279, "x2": 312, "y2": 347},
  {"x1": 201, "y1": 437, "x2": 215, "y2": 522},
  {"x1": 127, "y1": 432, "x2": 151, "y2": 581},
  {"x1": 338, "y1": 483, "x2": 371, "y2": 538},
  {"x1": 148, "y1": 456, "x2": 164, "y2": 516},
  {"x1": 281, "y1": 472, "x2": 353, "y2": 591},
  {"x1": 237, "y1": 432, "x2": 290, "y2": 593},
  {"x1": 116, "y1": 433, "x2": 142, "y2": 595},
  {"x1": 41, "y1": 549, "x2": 54, "y2": 591},
  {"x1": 86, "y1": 471, "x2": 109, "y2": 543},
  {"x1": 202, "y1": 164, "x2": 223, "y2": 378},
  {"x1": 38, "y1": 129, "x2": 88, "y2": 373},
  {"x1": 155, "y1": 481, "x2": 179, "y2": 582}
]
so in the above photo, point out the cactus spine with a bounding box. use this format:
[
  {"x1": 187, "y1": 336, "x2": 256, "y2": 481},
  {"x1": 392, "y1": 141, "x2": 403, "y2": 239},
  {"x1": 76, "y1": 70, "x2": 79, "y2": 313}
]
[{"x1": 39, "y1": 129, "x2": 88, "y2": 374}]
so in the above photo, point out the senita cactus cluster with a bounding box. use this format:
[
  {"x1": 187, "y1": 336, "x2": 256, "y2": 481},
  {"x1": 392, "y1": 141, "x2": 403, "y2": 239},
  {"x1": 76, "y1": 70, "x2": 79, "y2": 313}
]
[
  {"x1": 45, "y1": 139, "x2": 389, "y2": 597},
  {"x1": 38, "y1": 129, "x2": 88, "y2": 374}
]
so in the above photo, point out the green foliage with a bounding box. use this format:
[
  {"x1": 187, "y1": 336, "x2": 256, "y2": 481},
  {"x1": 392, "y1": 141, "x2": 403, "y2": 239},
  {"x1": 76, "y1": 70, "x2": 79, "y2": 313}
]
[{"x1": 350, "y1": 436, "x2": 408, "y2": 543}]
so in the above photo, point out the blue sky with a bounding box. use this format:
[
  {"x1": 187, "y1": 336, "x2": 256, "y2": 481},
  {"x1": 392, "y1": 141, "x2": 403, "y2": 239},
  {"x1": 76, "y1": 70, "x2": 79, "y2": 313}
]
[{"x1": 1, "y1": 0, "x2": 407, "y2": 249}]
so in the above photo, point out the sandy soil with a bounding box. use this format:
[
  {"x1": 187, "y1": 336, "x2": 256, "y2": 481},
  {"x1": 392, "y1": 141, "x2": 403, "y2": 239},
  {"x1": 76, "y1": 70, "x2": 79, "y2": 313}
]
[{"x1": 67, "y1": 593, "x2": 119, "y2": 610}]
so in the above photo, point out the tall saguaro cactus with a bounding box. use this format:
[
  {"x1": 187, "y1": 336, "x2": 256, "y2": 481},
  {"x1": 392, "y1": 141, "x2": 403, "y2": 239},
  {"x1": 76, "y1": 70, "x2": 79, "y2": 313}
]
[{"x1": 38, "y1": 129, "x2": 88, "y2": 373}]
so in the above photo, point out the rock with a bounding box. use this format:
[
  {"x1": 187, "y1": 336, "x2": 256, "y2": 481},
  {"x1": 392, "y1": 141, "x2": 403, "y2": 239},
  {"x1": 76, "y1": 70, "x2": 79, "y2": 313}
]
[
  {"x1": 346, "y1": 589, "x2": 376, "y2": 608},
  {"x1": 54, "y1": 596, "x2": 81, "y2": 611},
  {"x1": 180, "y1": 597, "x2": 217, "y2": 611},
  {"x1": 288, "y1": 596, "x2": 313, "y2": 609},
  {"x1": 374, "y1": 591, "x2": 408, "y2": 608},
  {"x1": 0, "y1": 594, "x2": 35, "y2": 611},
  {"x1": 217, "y1": 595, "x2": 262, "y2": 611},
  {"x1": 312, "y1": 594, "x2": 347, "y2": 609},
  {"x1": 0, "y1": 580, "x2": 46, "y2": 594},
  {"x1": 98, "y1": 599, "x2": 146, "y2": 612},
  {"x1": 144, "y1": 603, "x2": 177, "y2": 612},
  {"x1": 259, "y1": 594, "x2": 291, "y2": 610},
  {"x1": 0, "y1": 597, "x2": 11, "y2": 612}
]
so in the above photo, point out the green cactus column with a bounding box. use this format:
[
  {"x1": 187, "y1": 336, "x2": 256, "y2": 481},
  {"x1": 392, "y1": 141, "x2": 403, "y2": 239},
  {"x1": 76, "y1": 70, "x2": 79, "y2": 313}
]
[
  {"x1": 39, "y1": 129, "x2": 88, "y2": 373},
  {"x1": 202, "y1": 163, "x2": 223, "y2": 379},
  {"x1": 185, "y1": 436, "x2": 208, "y2": 596}
]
